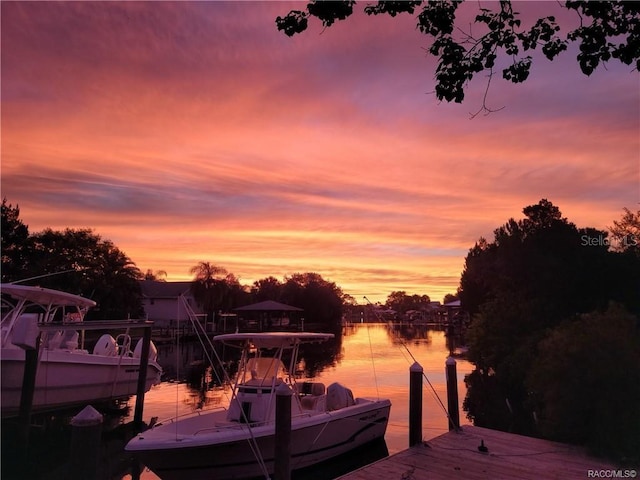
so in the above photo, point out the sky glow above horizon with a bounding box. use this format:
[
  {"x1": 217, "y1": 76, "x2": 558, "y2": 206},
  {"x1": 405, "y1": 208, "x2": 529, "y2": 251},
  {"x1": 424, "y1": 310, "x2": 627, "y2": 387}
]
[{"x1": 2, "y1": 1, "x2": 638, "y2": 303}]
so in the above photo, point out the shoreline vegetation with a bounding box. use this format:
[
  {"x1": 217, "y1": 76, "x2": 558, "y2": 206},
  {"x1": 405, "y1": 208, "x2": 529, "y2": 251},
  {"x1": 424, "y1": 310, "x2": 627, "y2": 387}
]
[{"x1": 2, "y1": 197, "x2": 639, "y2": 463}]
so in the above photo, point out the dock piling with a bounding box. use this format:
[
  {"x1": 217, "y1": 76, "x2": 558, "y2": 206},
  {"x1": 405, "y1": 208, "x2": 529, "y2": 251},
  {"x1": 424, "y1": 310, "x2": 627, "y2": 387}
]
[
  {"x1": 69, "y1": 405, "x2": 103, "y2": 480},
  {"x1": 133, "y1": 325, "x2": 152, "y2": 432},
  {"x1": 17, "y1": 332, "x2": 42, "y2": 456},
  {"x1": 409, "y1": 361, "x2": 423, "y2": 447},
  {"x1": 445, "y1": 356, "x2": 460, "y2": 431},
  {"x1": 274, "y1": 383, "x2": 293, "y2": 480}
]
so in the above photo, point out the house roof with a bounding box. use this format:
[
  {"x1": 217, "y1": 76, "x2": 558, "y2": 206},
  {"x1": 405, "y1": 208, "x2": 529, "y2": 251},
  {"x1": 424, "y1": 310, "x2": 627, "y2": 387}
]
[
  {"x1": 234, "y1": 300, "x2": 303, "y2": 312},
  {"x1": 140, "y1": 280, "x2": 192, "y2": 298}
]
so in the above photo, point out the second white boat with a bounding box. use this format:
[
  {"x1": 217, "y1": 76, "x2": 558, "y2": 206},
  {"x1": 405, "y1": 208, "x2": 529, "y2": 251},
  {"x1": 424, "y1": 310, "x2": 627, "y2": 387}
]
[{"x1": 126, "y1": 331, "x2": 391, "y2": 480}]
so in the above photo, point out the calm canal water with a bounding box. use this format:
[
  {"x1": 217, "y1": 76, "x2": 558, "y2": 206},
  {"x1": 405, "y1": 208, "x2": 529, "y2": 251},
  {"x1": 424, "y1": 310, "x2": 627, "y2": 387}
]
[{"x1": 120, "y1": 322, "x2": 472, "y2": 480}]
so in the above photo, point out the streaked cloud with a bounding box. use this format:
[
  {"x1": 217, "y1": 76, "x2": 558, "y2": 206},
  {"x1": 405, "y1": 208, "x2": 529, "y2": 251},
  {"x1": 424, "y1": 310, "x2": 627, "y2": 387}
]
[{"x1": 2, "y1": 1, "x2": 637, "y2": 303}]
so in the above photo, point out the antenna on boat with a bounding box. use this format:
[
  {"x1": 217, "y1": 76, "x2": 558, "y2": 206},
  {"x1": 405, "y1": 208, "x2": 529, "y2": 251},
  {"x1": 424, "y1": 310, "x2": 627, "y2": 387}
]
[{"x1": 10, "y1": 268, "x2": 87, "y2": 285}]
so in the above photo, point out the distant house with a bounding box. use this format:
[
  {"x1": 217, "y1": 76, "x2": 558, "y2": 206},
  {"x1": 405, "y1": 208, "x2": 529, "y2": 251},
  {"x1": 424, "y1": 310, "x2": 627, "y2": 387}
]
[{"x1": 139, "y1": 280, "x2": 204, "y2": 330}]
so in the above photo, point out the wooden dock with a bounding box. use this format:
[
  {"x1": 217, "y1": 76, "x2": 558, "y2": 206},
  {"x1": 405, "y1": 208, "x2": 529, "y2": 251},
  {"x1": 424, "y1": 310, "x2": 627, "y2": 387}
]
[{"x1": 339, "y1": 425, "x2": 627, "y2": 480}]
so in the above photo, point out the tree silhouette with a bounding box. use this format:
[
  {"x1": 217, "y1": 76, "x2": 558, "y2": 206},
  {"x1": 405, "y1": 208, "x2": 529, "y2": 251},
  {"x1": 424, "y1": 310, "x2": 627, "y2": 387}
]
[
  {"x1": 2, "y1": 198, "x2": 147, "y2": 319},
  {"x1": 28, "y1": 228, "x2": 144, "y2": 319},
  {"x1": 385, "y1": 291, "x2": 431, "y2": 317},
  {"x1": 189, "y1": 262, "x2": 234, "y2": 323},
  {"x1": 460, "y1": 199, "x2": 640, "y2": 451},
  {"x1": 281, "y1": 273, "x2": 344, "y2": 330},
  {"x1": 277, "y1": 1, "x2": 639, "y2": 114},
  {"x1": 1, "y1": 198, "x2": 29, "y2": 283},
  {"x1": 609, "y1": 207, "x2": 640, "y2": 256},
  {"x1": 144, "y1": 269, "x2": 168, "y2": 281},
  {"x1": 528, "y1": 305, "x2": 640, "y2": 461},
  {"x1": 443, "y1": 293, "x2": 459, "y2": 304},
  {"x1": 250, "y1": 276, "x2": 283, "y2": 302}
]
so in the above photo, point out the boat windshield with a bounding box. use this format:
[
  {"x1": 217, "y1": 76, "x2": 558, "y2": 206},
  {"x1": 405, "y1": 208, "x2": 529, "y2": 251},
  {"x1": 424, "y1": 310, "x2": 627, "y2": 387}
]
[{"x1": 240, "y1": 356, "x2": 287, "y2": 385}]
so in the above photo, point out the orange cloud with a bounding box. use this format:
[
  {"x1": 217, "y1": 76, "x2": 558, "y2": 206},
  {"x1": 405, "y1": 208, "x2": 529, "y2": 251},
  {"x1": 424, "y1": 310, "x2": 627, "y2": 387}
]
[{"x1": 2, "y1": 2, "x2": 637, "y2": 303}]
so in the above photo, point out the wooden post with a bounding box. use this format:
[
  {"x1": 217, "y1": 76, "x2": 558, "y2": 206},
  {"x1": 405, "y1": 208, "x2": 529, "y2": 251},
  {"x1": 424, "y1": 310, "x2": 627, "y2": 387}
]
[
  {"x1": 409, "y1": 361, "x2": 423, "y2": 447},
  {"x1": 274, "y1": 383, "x2": 292, "y2": 480},
  {"x1": 69, "y1": 405, "x2": 103, "y2": 480},
  {"x1": 446, "y1": 356, "x2": 460, "y2": 431},
  {"x1": 17, "y1": 332, "x2": 42, "y2": 455},
  {"x1": 133, "y1": 326, "x2": 151, "y2": 432}
]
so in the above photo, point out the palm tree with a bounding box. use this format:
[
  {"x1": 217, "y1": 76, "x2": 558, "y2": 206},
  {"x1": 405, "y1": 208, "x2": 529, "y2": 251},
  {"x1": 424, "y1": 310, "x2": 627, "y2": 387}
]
[
  {"x1": 189, "y1": 262, "x2": 229, "y2": 323},
  {"x1": 143, "y1": 269, "x2": 167, "y2": 281}
]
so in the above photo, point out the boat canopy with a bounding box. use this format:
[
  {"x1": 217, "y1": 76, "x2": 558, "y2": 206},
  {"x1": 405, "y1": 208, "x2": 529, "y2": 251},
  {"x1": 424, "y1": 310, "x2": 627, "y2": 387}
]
[
  {"x1": 214, "y1": 332, "x2": 334, "y2": 349},
  {"x1": 1, "y1": 284, "x2": 96, "y2": 309}
]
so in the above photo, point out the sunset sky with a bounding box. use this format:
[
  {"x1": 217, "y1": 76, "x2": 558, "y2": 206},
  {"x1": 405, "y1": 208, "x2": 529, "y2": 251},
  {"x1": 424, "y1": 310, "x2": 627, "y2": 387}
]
[{"x1": 2, "y1": 2, "x2": 638, "y2": 303}]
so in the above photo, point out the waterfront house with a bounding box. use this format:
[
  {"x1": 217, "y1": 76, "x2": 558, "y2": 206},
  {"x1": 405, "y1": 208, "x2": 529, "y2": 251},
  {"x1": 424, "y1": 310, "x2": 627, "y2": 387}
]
[{"x1": 139, "y1": 280, "x2": 205, "y2": 334}]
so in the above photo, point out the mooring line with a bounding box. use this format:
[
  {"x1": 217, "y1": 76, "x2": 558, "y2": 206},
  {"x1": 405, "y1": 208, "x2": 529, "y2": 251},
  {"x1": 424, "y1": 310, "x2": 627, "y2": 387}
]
[
  {"x1": 366, "y1": 323, "x2": 381, "y2": 400},
  {"x1": 181, "y1": 295, "x2": 270, "y2": 479},
  {"x1": 362, "y1": 296, "x2": 457, "y2": 430}
]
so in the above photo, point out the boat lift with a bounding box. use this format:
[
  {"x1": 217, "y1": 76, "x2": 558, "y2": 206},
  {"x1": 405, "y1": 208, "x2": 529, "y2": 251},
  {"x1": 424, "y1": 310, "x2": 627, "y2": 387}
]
[{"x1": 16, "y1": 319, "x2": 155, "y2": 452}]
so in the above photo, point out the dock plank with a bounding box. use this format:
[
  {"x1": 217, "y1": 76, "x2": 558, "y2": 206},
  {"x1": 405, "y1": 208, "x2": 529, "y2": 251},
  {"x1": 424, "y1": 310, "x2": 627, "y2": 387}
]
[{"x1": 339, "y1": 425, "x2": 625, "y2": 480}]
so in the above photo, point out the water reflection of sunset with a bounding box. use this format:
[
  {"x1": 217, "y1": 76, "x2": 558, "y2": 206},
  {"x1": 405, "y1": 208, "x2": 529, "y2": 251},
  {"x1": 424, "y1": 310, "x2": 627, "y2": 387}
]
[
  {"x1": 124, "y1": 324, "x2": 472, "y2": 480},
  {"x1": 312, "y1": 324, "x2": 473, "y2": 452}
]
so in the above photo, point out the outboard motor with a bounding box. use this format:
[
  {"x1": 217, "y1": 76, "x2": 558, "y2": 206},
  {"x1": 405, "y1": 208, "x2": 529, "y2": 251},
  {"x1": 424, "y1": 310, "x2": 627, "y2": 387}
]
[
  {"x1": 93, "y1": 334, "x2": 118, "y2": 356},
  {"x1": 133, "y1": 338, "x2": 158, "y2": 363},
  {"x1": 326, "y1": 382, "x2": 355, "y2": 411},
  {"x1": 327, "y1": 382, "x2": 355, "y2": 411}
]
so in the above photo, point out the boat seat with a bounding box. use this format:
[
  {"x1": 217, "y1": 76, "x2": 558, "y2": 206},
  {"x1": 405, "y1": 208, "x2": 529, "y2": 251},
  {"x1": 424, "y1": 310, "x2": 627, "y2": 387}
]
[
  {"x1": 296, "y1": 381, "x2": 325, "y2": 396},
  {"x1": 62, "y1": 331, "x2": 79, "y2": 350},
  {"x1": 301, "y1": 394, "x2": 326, "y2": 411},
  {"x1": 47, "y1": 331, "x2": 64, "y2": 350},
  {"x1": 298, "y1": 382, "x2": 326, "y2": 411}
]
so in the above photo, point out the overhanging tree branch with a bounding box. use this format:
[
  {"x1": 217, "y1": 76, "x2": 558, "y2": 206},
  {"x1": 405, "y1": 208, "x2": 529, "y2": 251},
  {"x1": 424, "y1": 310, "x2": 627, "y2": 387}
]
[{"x1": 276, "y1": 0, "x2": 639, "y2": 106}]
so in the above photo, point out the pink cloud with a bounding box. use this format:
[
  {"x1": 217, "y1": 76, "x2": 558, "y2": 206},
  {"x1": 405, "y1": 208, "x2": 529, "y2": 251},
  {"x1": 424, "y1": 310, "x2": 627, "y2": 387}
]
[{"x1": 2, "y1": 1, "x2": 637, "y2": 302}]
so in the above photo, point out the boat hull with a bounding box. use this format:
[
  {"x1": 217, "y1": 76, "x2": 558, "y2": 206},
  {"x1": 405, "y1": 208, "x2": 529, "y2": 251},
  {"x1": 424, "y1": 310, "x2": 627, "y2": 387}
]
[
  {"x1": 128, "y1": 399, "x2": 391, "y2": 480},
  {"x1": 0, "y1": 348, "x2": 162, "y2": 417}
]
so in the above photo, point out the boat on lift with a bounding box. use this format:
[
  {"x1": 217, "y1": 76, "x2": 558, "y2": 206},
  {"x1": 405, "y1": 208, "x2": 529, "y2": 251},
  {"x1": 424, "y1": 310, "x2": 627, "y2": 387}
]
[
  {"x1": 126, "y1": 331, "x2": 391, "y2": 480},
  {"x1": 0, "y1": 283, "x2": 163, "y2": 418}
]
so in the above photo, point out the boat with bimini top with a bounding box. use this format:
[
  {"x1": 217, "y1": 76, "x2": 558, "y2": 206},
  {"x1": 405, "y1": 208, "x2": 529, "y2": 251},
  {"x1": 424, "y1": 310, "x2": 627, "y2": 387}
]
[
  {"x1": 0, "y1": 283, "x2": 163, "y2": 418},
  {"x1": 125, "y1": 331, "x2": 391, "y2": 480}
]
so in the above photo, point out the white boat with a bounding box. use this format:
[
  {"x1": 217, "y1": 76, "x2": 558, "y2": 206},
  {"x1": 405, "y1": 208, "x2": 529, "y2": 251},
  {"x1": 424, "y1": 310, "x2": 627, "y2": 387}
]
[
  {"x1": 126, "y1": 332, "x2": 391, "y2": 480},
  {"x1": 1, "y1": 283, "x2": 163, "y2": 418}
]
